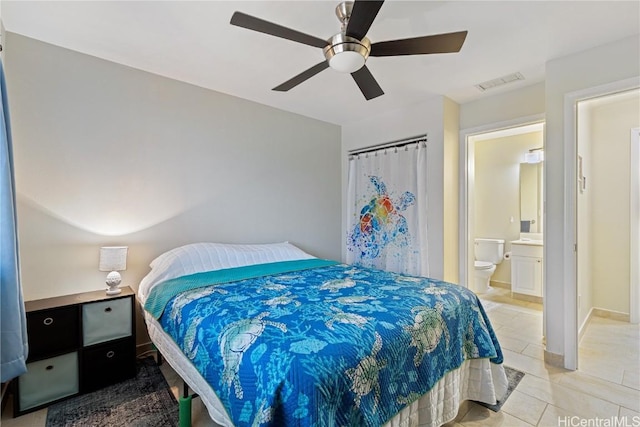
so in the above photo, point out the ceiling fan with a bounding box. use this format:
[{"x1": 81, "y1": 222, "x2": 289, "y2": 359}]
[{"x1": 230, "y1": 0, "x2": 467, "y2": 101}]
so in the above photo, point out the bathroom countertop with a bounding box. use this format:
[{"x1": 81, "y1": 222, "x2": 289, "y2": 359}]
[{"x1": 511, "y1": 239, "x2": 543, "y2": 246}]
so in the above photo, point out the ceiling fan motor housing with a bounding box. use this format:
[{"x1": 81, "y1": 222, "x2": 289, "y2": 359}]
[{"x1": 323, "y1": 33, "x2": 371, "y2": 73}]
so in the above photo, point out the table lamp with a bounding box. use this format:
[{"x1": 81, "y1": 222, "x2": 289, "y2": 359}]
[{"x1": 99, "y1": 246, "x2": 128, "y2": 295}]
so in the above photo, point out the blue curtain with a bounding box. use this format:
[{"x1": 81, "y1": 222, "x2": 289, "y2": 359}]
[{"x1": 0, "y1": 58, "x2": 28, "y2": 382}]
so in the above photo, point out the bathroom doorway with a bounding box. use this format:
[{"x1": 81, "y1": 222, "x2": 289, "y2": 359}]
[
  {"x1": 459, "y1": 117, "x2": 546, "y2": 348},
  {"x1": 576, "y1": 89, "x2": 639, "y2": 331},
  {"x1": 564, "y1": 80, "x2": 639, "y2": 370}
]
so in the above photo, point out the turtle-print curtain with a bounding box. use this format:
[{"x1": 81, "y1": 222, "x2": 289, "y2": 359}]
[{"x1": 346, "y1": 142, "x2": 428, "y2": 276}]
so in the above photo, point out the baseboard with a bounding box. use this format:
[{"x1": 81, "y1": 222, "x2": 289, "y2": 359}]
[
  {"x1": 578, "y1": 307, "x2": 630, "y2": 343},
  {"x1": 578, "y1": 308, "x2": 594, "y2": 342},
  {"x1": 592, "y1": 308, "x2": 630, "y2": 322},
  {"x1": 546, "y1": 308, "x2": 629, "y2": 370},
  {"x1": 544, "y1": 350, "x2": 564, "y2": 368},
  {"x1": 490, "y1": 280, "x2": 510, "y2": 290},
  {"x1": 511, "y1": 292, "x2": 543, "y2": 304}
]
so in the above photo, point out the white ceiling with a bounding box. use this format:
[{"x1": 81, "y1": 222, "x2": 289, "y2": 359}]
[{"x1": 2, "y1": 1, "x2": 639, "y2": 125}]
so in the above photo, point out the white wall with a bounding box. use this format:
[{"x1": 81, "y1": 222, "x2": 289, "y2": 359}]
[
  {"x1": 6, "y1": 33, "x2": 342, "y2": 307},
  {"x1": 545, "y1": 35, "x2": 640, "y2": 358},
  {"x1": 460, "y1": 82, "x2": 545, "y2": 131},
  {"x1": 459, "y1": 83, "x2": 545, "y2": 295},
  {"x1": 459, "y1": 35, "x2": 640, "y2": 364},
  {"x1": 474, "y1": 131, "x2": 543, "y2": 285},
  {"x1": 588, "y1": 94, "x2": 640, "y2": 314},
  {"x1": 443, "y1": 98, "x2": 459, "y2": 283},
  {"x1": 341, "y1": 96, "x2": 458, "y2": 282}
]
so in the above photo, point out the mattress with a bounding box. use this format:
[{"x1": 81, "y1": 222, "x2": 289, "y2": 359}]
[{"x1": 145, "y1": 310, "x2": 507, "y2": 427}]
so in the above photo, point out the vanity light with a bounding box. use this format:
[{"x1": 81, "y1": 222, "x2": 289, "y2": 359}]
[
  {"x1": 99, "y1": 246, "x2": 128, "y2": 295},
  {"x1": 525, "y1": 149, "x2": 544, "y2": 164}
]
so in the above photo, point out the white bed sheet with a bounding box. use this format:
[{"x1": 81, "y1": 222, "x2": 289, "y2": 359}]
[
  {"x1": 138, "y1": 242, "x2": 314, "y2": 303},
  {"x1": 143, "y1": 311, "x2": 508, "y2": 427}
]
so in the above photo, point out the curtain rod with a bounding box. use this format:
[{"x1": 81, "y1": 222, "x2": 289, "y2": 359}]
[{"x1": 348, "y1": 134, "x2": 428, "y2": 156}]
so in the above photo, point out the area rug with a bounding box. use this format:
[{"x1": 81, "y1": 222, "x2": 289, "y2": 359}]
[
  {"x1": 477, "y1": 365, "x2": 525, "y2": 412},
  {"x1": 46, "y1": 357, "x2": 178, "y2": 427}
]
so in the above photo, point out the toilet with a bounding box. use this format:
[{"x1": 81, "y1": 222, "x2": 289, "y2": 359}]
[{"x1": 473, "y1": 238, "x2": 505, "y2": 293}]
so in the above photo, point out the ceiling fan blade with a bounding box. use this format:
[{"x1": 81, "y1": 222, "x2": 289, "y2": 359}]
[
  {"x1": 346, "y1": 0, "x2": 385, "y2": 40},
  {"x1": 370, "y1": 31, "x2": 468, "y2": 57},
  {"x1": 231, "y1": 12, "x2": 327, "y2": 49},
  {"x1": 351, "y1": 66, "x2": 384, "y2": 100},
  {"x1": 273, "y1": 61, "x2": 330, "y2": 92}
]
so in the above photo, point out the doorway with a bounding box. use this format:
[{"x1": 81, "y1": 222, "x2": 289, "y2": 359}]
[
  {"x1": 564, "y1": 80, "x2": 640, "y2": 370},
  {"x1": 459, "y1": 116, "x2": 544, "y2": 303},
  {"x1": 576, "y1": 90, "x2": 639, "y2": 331}
]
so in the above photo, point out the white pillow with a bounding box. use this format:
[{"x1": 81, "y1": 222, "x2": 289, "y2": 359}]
[{"x1": 138, "y1": 242, "x2": 314, "y2": 303}]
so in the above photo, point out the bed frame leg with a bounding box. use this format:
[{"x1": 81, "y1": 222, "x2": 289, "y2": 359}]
[
  {"x1": 179, "y1": 380, "x2": 199, "y2": 427},
  {"x1": 179, "y1": 395, "x2": 192, "y2": 427}
]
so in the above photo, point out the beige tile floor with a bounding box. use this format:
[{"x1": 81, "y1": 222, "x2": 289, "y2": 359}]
[{"x1": 3, "y1": 287, "x2": 639, "y2": 427}]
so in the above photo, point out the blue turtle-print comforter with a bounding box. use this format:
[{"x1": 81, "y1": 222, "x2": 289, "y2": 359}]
[{"x1": 145, "y1": 260, "x2": 503, "y2": 427}]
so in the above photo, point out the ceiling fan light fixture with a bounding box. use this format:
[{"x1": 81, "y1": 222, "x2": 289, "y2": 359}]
[
  {"x1": 329, "y1": 51, "x2": 365, "y2": 73},
  {"x1": 324, "y1": 33, "x2": 370, "y2": 73}
]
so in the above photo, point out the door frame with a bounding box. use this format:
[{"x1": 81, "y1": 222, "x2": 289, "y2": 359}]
[
  {"x1": 563, "y1": 76, "x2": 640, "y2": 369},
  {"x1": 631, "y1": 127, "x2": 639, "y2": 324},
  {"x1": 458, "y1": 113, "x2": 545, "y2": 290}
]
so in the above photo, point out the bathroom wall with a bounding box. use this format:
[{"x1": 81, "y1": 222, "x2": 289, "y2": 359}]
[
  {"x1": 474, "y1": 131, "x2": 543, "y2": 286},
  {"x1": 584, "y1": 91, "x2": 640, "y2": 316}
]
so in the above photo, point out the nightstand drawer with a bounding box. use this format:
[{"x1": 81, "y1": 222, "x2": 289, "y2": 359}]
[
  {"x1": 81, "y1": 337, "x2": 135, "y2": 392},
  {"x1": 82, "y1": 297, "x2": 132, "y2": 346},
  {"x1": 18, "y1": 352, "x2": 79, "y2": 411},
  {"x1": 27, "y1": 306, "x2": 79, "y2": 360}
]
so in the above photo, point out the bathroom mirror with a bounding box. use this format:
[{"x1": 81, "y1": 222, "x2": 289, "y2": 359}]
[{"x1": 519, "y1": 163, "x2": 543, "y2": 233}]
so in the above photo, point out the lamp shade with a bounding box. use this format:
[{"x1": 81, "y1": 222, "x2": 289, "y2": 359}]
[
  {"x1": 99, "y1": 246, "x2": 128, "y2": 272},
  {"x1": 329, "y1": 51, "x2": 365, "y2": 73}
]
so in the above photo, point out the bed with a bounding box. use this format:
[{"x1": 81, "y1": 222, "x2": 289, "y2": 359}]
[{"x1": 138, "y1": 242, "x2": 508, "y2": 427}]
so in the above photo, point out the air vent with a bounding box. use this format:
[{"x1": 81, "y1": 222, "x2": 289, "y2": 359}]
[{"x1": 475, "y1": 72, "x2": 525, "y2": 92}]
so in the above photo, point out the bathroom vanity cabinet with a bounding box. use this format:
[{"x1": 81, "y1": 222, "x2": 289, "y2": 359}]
[{"x1": 511, "y1": 240, "x2": 543, "y2": 298}]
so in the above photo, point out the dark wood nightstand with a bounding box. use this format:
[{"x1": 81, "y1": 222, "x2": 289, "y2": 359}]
[{"x1": 13, "y1": 287, "x2": 136, "y2": 417}]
